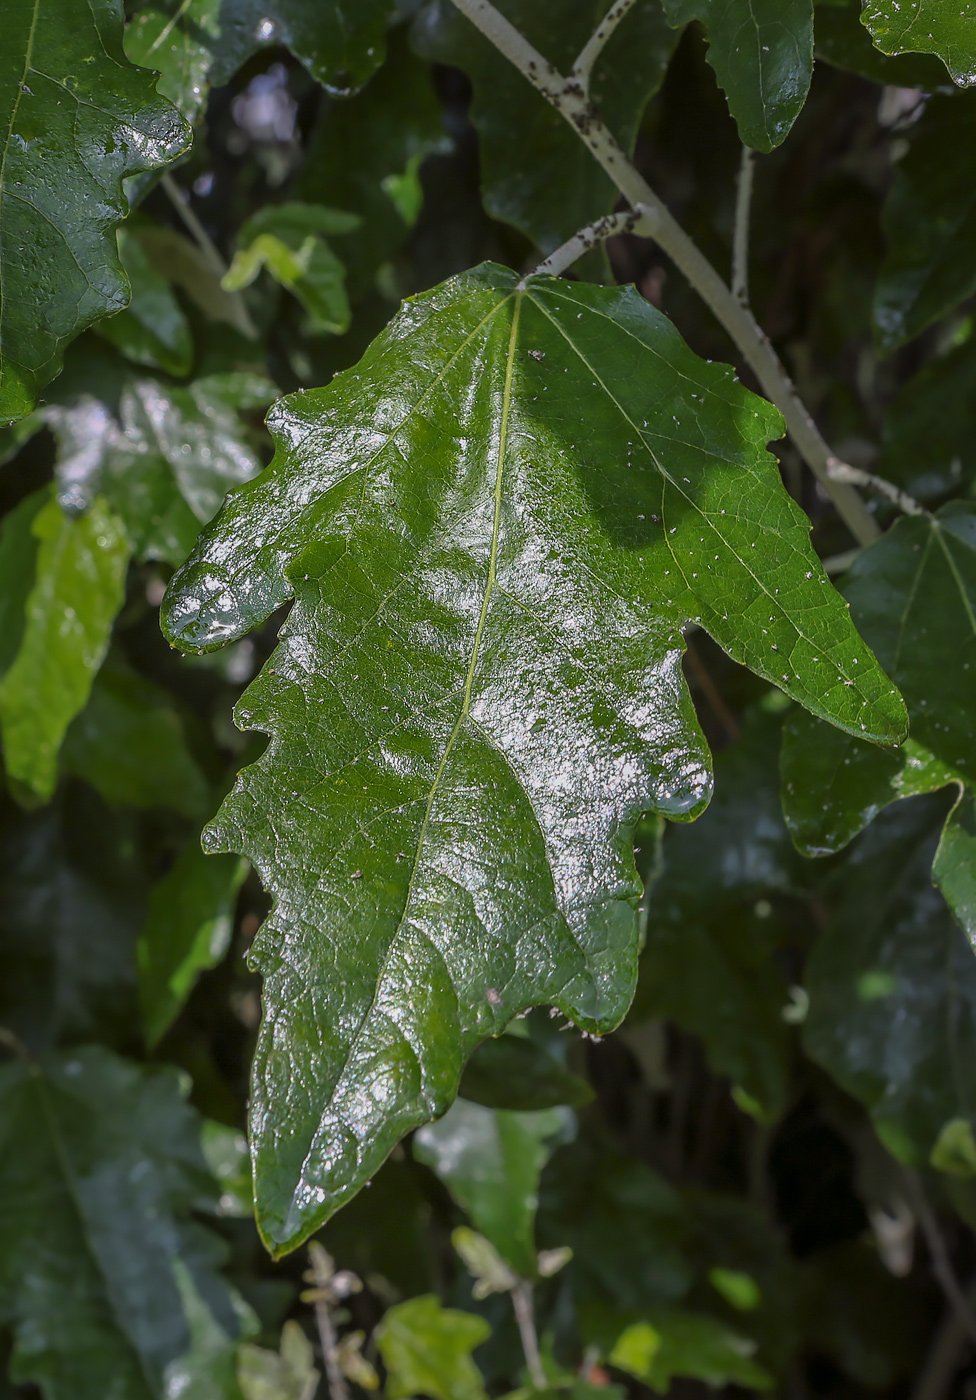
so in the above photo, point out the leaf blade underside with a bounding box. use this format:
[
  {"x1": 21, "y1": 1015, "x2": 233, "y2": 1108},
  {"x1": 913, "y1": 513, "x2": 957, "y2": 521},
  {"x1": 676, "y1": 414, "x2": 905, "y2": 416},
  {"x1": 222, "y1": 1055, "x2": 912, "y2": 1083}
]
[{"x1": 162, "y1": 265, "x2": 904, "y2": 1255}]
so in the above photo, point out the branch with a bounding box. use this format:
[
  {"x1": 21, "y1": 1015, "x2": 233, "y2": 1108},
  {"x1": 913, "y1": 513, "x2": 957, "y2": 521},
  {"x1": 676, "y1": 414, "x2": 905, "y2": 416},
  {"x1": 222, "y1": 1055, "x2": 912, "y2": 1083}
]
[
  {"x1": 570, "y1": 0, "x2": 641, "y2": 92},
  {"x1": 306, "y1": 1244, "x2": 351, "y2": 1400},
  {"x1": 160, "y1": 173, "x2": 258, "y2": 341},
  {"x1": 732, "y1": 147, "x2": 755, "y2": 308},
  {"x1": 903, "y1": 1169, "x2": 976, "y2": 1349},
  {"x1": 520, "y1": 206, "x2": 653, "y2": 284},
  {"x1": 511, "y1": 1281, "x2": 547, "y2": 1390},
  {"x1": 825, "y1": 457, "x2": 928, "y2": 517},
  {"x1": 447, "y1": 0, "x2": 880, "y2": 547}
]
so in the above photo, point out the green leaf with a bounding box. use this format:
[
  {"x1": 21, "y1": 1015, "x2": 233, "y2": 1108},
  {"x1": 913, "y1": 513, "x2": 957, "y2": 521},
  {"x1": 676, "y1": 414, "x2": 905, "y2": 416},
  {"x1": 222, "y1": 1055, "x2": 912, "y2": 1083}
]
[
  {"x1": 0, "y1": 787, "x2": 146, "y2": 1051},
  {"x1": 413, "y1": 1, "x2": 679, "y2": 252},
  {"x1": 375, "y1": 1295, "x2": 490, "y2": 1400},
  {"x1": 0, "y1": 0, "x2": 189, "y2": 422},
  {"x1": 161, "y1": 266, "x2": 904, "y2": 1254},
  {"x1": 803, "y1": 795, "x2": 976, "y2": 1161},
  {"x1": 238, "y1": 1321, "x2": 318, "y2": 1400},
  {"x1": 201, "y1": 1121, "x2": 254, "y2": 1218},
  {"x1": 0, "y1": 1046, "x2": 243, "y2": 1399},
  {"x1": 607, "y1": 1311, "x2": 772, "y2": 1391},
  {"x1": 62, "y1": 661, "x2": 211, "y2": 817},
  {"x1": 861, "y1": 0, "x2": 976, "y2": 86},
  {"x1": 207, "y1": 0, "x2": 395, "y2": 95},
  {"x1": 814, "y1": 0, "x2": 952, "y2": 88},
  {"x1": 875, "y1": 94, "x2": 976, "y2": 350},
  {"x1": 298, "y1": 29, "x2": 449, "y2": 293},
  {"x1": 662, "y1": 0, "x2": 814, "y2": 151},
  {"x1": 0, "y1": 490, "x2": 130, "y2": 804},
  {"x1": 780, "y1": 504, "x2": 976, "y2": 934},
  {"x1": 136, "y1": 224, "x2": 259, "y2": 338},
  {"x1": 225, "y1": 205, "x2": 358, "y2": 337},
  {"x1": 0, "y1": 488, "x2": 45, "y2": 675},
  {"x1": 414, "y1": 1098, "x2": 573, "y2": 1277},
  {"x1": 878, "y1": 334, "x2": 976, "y2": 500},
  {"x1": 459, "y1": 1033, "x2": 594, "y2": 1111},
  {"x1": 95, "y1": 227, "x2": 194, "y2": 378},
  {"x1": 125, "y1": 0, "x2": 221, "y2": 125},
  {"x1": 138, "y1": 844, "x2": 248, "y2": 1047},
  {"x1": 163, "y1": 1261, "x2": 255, "y2": 1400}
]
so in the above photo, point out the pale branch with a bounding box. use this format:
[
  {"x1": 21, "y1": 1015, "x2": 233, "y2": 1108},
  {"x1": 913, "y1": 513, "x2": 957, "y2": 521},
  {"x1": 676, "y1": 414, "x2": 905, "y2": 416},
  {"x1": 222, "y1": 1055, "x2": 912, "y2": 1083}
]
[
  {"x1": 570, "y1": 0, "x2": 642, "y2": 91},
  {"x1": 446, "y1": 0, "x2": 880, "y2": 547},
  {"x1": 520, "y1": 205, "x2": 654, "y2": 284},
  {"x1": 511, "y1": 1281, "x2": 547, "y2": 1391},
  {"x1": 160, "y1": 173, "x2": 258, "y2": 341},
  {"x1": 306, "y1": 1244, "x2": 351, "y2": 1400},
  {"x1": 826, "y1": 457, "x2": 928, "y2": 517},
  {"x1": 732, "y1": 146, "x2": 755, "y2": 308}
]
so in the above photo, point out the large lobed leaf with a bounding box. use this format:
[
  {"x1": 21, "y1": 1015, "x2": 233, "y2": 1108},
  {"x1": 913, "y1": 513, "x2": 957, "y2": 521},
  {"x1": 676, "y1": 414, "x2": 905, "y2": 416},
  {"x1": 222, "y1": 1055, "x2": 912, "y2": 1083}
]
[
  {"x1": 0, "y1": 0, "x2": 189, "y2": 423},
  {"x1": 162, "y1": 264, "x2": 904, "y2": 1254}
]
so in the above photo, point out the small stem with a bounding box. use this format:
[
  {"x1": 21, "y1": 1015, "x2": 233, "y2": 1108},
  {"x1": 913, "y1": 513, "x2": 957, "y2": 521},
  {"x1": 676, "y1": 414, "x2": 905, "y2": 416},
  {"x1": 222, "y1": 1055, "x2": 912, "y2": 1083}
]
[
  {"x1": 825, "y1": 457, "x2": 927, "y2": 517},
  {"x1": 160, "y1": 173, "x2": 258, "y2": 341},
  {"x1": 521, "y1": 206, "x2": 652, "y2": 285},
  {"x1": 308, "y1": 1245, "x2": 350, "y2": 1400},
  {"x1": 912, "y1": 1274, "x2": 976, "y2": 1400},
  {"x1": 903, "y1": 1169, "x2": 976, "y2": 1349},
  {"x1": 0, "y1": 1026, "x2": 30, "y2": 1060},
  {"x1": 570, "y1": 0, "x2": 641, "y2": 91},
  {"x1": 447, "y1": 0, "x2": 880, "y2": 547},
  {"x1": 683, "y1": 635, "x2": 740, "y2": 744},
  {"x1": 732, "y1": 146, "x2": 755, "y2": 308},
  {"x1": 511, "y1": 1281, "x2": 547, "y2": 1390}
]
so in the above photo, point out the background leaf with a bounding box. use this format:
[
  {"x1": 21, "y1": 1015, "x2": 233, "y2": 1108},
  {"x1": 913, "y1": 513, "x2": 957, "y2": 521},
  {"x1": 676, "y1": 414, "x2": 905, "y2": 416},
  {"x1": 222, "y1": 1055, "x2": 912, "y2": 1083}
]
[
  {"x1": 376, "y1": 1295, "x2": 490, "y2": 1400},
  {"x1": 861, "y1": 0, "x2": 976, "y2": 86},
  {"x1": 207, "y1": 0, "x2": 395, "y2": 95},
  {"x1": 0, "y1": 0, "x2": 189, "y2": 421}
]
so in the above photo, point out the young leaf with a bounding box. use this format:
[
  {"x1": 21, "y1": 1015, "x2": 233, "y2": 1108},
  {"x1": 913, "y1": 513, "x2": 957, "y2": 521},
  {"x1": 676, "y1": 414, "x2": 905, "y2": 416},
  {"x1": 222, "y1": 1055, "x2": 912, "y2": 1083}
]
[
  {"x1": 607, "y1": 1310, "x2": 772, "y2": 1391},
  {"x1": 875, "y1": 94, "x2": 976, "y2": 350},
  {"x1": 206, "y1": 0, "x2": 395, "y2": 95},
  {"x1": 0, "y1": 1046, "x2": 244, "y2": 1400},
  {"x1": 414, "y1": 1098, "x2": 573, "y2": 1277},
  {"x1": 413, "y1": 0, "x2": 679, "y2": 253},
  {"x1": 138, "y1": 845, "x2": 248, "y2": 1047},
  {"x1": 62, "y1": 662, "x2": 211, "y2": 818},
  {"x1": 95, "y1": 227, "x2": 194, "y2": 378},
  {"x1": 0, "y1": 490, "x2": 130, "y2": 804},
  {"x1": 661, "y1": 0, "x2": 814, "y2": 151},
  {"x1": 861, "y1": 0, "x2": 976, "y2": 87},
  {"x1": 803, "y1": 795, "x2": 976, "y2": 1162},
  {"x1": 224, "y1": 205, "x2": 359, "y2": 337},
  {"x1": 162, "y1": 266, "x2": 904, "y2": 1254},
  {"x1": 238, "y1": 1320, "x2": 319, "y2": 1400},
  {"x1": 375, "y1": 1295, "x2": 490, "y2": 1400},
  {"x1": 0, "y1": 0, "x2": 190, "y2": 423}
]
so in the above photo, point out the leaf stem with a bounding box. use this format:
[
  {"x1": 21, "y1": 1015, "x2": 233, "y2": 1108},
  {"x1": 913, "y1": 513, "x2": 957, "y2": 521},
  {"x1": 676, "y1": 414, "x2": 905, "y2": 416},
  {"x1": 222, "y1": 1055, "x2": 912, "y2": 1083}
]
[
  {"x1": 520, "y1": 206, "x2": 652, "y2": 285},
  {"x1": 446, "y1": 0, "x2": 880, "y2": 547},
  {"x1": 307, "y1": 1244, "x2": 351, "y2": 1400},
  {"x1": 732, "y1": 146, "x2": 755, "y2": 308},
  {"x1": 511, "y1": 1281, "x2": 547, "y2": 1390},
  {"x1": 570, "y1": 0, "x2": 642, "y2": 92},
  {"x1": 160, "y1": 173, "x2": 258, "y2": 341},
  {"x1": 825, "y1": 457, "x2": 928, "y2": 517}
]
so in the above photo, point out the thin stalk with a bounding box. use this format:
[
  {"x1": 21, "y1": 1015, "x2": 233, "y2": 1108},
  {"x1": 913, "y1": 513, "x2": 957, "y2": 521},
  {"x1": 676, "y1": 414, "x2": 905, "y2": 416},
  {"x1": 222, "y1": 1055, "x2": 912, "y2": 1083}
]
[
  {"x1": 511, "y1": 1281, "x2": 547, "y2": 1390},
  {"x1": 912, "y1": 1275, "x2": 976, "y2": 1400},
  {"x1": 521, "y1": 206, "x2": 652, "y2": 284},
  {"x1": 160, "y1": 173, "x2": 258, "y2": 340},
  {"x1": 826, "y1": 457, "x2": 927, "y2": 516},
  {"x1": 447, "y1": 0, "x2": 879, "y2": 546},
  {"x1": 308, "y1": 1244, "x2": 351, "y2": 1400},
  {"x1": 903, "y1": 1169, "x2": 976, "y2": 1349},
  {"x1": 570, "y1": 0, "x2": 641, "y2": 91},
  {"x1": 732, "y1": 146, "x2": 755, "y2": 308}
]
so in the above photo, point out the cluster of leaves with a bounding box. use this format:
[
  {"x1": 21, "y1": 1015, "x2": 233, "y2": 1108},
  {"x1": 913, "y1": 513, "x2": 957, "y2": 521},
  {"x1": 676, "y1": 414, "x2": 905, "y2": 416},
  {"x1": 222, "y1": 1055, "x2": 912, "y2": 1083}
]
[{"x1": 4, "y1": 0, "x2": 976, "y2": 1396}]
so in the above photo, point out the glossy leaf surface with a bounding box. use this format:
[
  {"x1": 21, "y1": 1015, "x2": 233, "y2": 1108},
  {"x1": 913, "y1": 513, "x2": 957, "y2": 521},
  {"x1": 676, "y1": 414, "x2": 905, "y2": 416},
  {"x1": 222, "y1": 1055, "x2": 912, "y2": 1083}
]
[
  {"x1": 207, "y1": 0, "x2": 395, "y2": 94},
  {"x1": 125, "y1": 0, "x2": 220, "y2": 125},
  {"x1": 162, "y1": 265, "x2": 903, "y2": 1253},
  {"x1": 413, "y1": 1, "x2": 678, "y2": 252},
  {"x1": 861, "y1": 0, "x2": 976, "y2": 86},
  {"x1": 0, "y1": 1046, "x2": 240, "y2": 1399},
  {"x1": 875, "y1": 94, "x2": 976, "y2": 349},
  {"x1": 803, "y1": 796, "x2": 976, "y2": 1161},
  {"x1": 376, "y1": 1295, "x2": 489, "y2": 1400},
  {"x1": 815, "y1": 0, "x2": 951, "y2": 87},
  {"x1": 0, "y1": 0, "x2": 189, "y2": 422},
  {"x1": 138, "y1": 845, "x2": 248, "y2": 1047},
  {"x1": 0, "y1": 490, "x2": 130, "y2": 803},
  {"x1": 662, "y1": 0, "x2": 814, "y2": 150},
  {"x1": 414, "y1": 1098, "x2": 572, "y2": 1277}
]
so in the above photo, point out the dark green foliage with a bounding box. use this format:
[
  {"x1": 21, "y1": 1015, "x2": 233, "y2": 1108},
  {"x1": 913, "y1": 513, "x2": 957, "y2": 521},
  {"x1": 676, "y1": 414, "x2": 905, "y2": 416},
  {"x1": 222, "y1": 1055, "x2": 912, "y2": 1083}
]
[{"x1": 3, "y1": 1, "x2": 976, "y2": 1396}]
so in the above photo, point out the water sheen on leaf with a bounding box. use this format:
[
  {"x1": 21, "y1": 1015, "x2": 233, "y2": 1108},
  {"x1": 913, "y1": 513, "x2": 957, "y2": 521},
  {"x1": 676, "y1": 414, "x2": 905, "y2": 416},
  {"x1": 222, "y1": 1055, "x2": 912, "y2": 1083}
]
[
  {"x1": 0, "y1": 0, "x2": 190, "y2": 422},
  {"x1": 861, "y1": 0, "x2": 976, "y2": 87},
  {"x1": 162, "y1": 265, "x2": 904, "y2": 1254}
]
